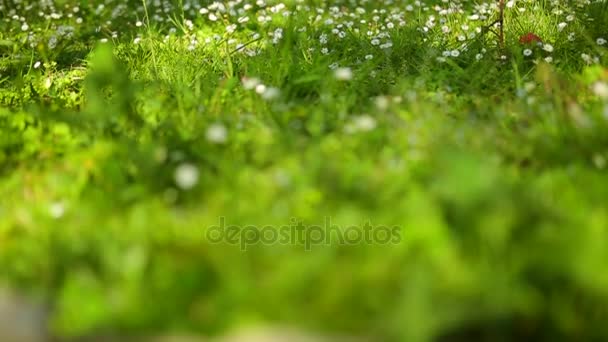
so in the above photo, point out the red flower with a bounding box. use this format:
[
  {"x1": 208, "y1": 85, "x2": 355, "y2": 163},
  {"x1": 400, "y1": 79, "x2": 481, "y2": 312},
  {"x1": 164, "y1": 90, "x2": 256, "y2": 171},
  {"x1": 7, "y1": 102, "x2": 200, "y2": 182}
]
[{"x1": 519, "y1": 32, "x2": 543, "y2": 45}]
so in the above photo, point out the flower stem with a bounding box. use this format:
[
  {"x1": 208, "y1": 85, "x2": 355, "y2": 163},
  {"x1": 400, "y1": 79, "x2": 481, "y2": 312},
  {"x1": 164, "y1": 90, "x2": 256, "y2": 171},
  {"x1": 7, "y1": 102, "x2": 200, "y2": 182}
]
[{"x1": 498, "y1": 0, "x2": 505, "y2": 48}]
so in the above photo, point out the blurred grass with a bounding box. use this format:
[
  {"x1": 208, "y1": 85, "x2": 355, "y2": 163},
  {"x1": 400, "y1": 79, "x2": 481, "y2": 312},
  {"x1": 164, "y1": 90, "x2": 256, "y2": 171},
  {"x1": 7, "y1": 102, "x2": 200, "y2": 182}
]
[{"x1": 1, "y1": 0, "x2": 608, "y2": 341}]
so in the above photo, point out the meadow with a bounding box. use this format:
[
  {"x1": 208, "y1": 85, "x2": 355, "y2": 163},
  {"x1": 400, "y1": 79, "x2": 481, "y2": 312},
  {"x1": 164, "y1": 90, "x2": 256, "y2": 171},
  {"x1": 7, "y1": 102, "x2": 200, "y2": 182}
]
[{"x1": 1, "y1": 0, "x2": 608, "y2": 341}]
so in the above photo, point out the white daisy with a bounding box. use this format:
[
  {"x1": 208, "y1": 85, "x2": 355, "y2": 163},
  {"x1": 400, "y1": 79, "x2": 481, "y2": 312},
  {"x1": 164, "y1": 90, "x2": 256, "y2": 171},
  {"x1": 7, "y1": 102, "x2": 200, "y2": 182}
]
[
  {"x1": 334, "y1": 67, "x2": 353, "y2": 81},
  {"x1": 206, "y1": 123, "x2": 228, "y2": 144},
  {"x1": 174, "y1": 163, "x2": 200, "y2": 190}
]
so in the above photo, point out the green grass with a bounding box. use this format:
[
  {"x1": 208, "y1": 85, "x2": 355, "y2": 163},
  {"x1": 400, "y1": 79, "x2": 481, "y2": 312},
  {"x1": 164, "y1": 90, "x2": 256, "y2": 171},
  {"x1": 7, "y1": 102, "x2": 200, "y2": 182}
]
[{"x1": 1, "y1": 0, "x2": 608, "y2": 341}]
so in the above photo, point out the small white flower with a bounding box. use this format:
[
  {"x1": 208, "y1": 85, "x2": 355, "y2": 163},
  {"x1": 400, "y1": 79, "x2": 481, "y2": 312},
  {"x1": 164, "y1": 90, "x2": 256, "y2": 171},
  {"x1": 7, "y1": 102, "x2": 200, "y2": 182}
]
[
  {"x1": 558, "y1": 22, "x2": 567, "y2": 31},
  {"x1": 334, "y1": 67, "x2": 353, "y2": 81},
  {"x1": 133, "y1": 37, "x2": 141, "y2": 44},
  {"x1": 206, "y1": 123, "x2": 228, "y2": 144},
  {"x1": 242, "y1": 77, "x2": 261, "y2": 90},
  {"x1": 33, "y1": 61, "x2": 41, "y2": 69},
  {"x1": 593, "y1": 154, "x2": 606, "y2": 169},
  {"x1": 174, "y1": 163, "x2": 199, "y2": 190},
  {"x1": 364, "y1": 54, "x2": 374, "y2": 60},
  {"x1": 592, "y1": 82, "x2": 608, "y2": 99},
  {"x1": 597, "y1": 38, "x2": 607, "y2": 46},
  {"x1": 544, "y1": 56, "x2": 553, "y2": 63},
  {"x1": 21, "y1": 23, "x2": 29, "y2": 31},
  {"x1": 475, "y1": 53, "x2": 483, "y2": 60},
  {"x1": 185, "y1": 20, "x2": 194, "y2": 31},
  {"x1": 262, "y1": 87, "x2": 280, "y2": 100},
  {"x1": 48, "y1": 36, "x2": 58, "y2": 49},
  {"x1": 226, "y1": 24, "x2": 237, "y2": 34},
  {"x1": 319, "y1": 33, "x2": 328, "y2": 44},
  {"x1": 375, "y1": 96, "x2": 390, "y2": 111},
  {"x1": 49, "y1": 201, "x2": 66, "y2": 219},
  {"x1": 353, "y1": 115, "x2": 377, "y2": 132},
  {"x1": 581, "y1": 53, "x2": 592, "y2": 64},
  {"x1": 523, "y1": 49, "x2": 532, "y2": 56},
  {"x1": 255, "y1": 84, "x2": 267, "y2": 94},
  {"x1": 450, "y1": 50, "x2": 460, "y2": 57},
  {"x1": 542, "y1": 43, "x2": 554, "y2": 52}
]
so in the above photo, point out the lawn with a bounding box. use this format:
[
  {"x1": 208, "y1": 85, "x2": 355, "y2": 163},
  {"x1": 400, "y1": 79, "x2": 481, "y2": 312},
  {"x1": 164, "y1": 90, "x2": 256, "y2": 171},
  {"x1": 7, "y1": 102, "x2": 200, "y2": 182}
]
[{"x1": 1, "y1": 0, "x2": 608, "y2": 341}]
